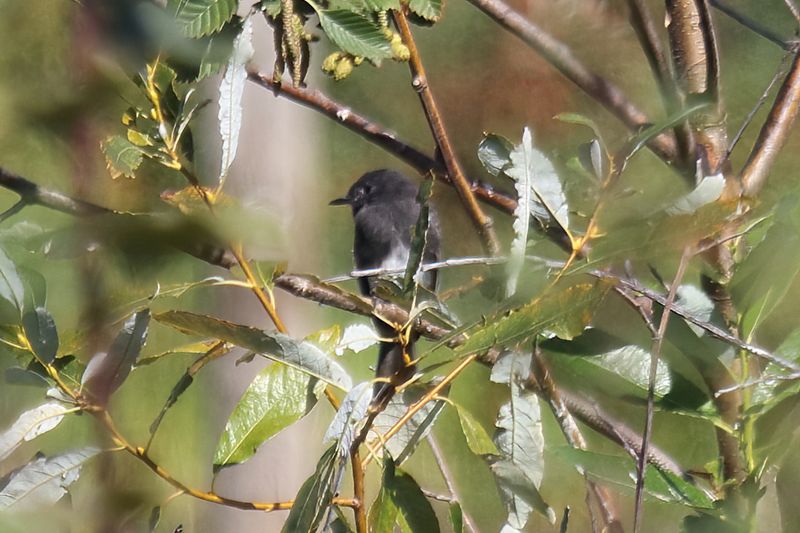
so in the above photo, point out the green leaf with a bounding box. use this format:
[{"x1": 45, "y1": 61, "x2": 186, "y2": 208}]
[
  {"x1": 218, "y1": 16, "x2": 253, "y2": 189},
  {"x1": 101, "y1": 136, "x2": 145, "y2": 179},
  {"x1": 281, "y1": 444, "x2": 339, "y2": 533},
  {"x1": 0, "y1": 448, "x2": 100, "y2": 510},
  {"x1": 456, "y1": 282, "x2": 610, "y2": 356},
  {"x1": 172, "y1": 0, "x2": 238, "y2": 38},
  {"x1": 505, "y1": 127, "x2": 571, "y2": 242},
  {"x1": 369, "y1": 474, "x2": 400, "y2": 533},
  {"x1": 383, "y1": 457, "x2": 441, "y2": 533},
  {"x1": 81, "y1": 310, "x2": 150, "y2": 402},
  {"x1": 22, "y1": 307, "x2": 58, "y2": 364},
  {"x1": 505, "y1": 128, "x2": 535, "y2": 297},
  {"x1": 323, "y1": 382, "x2": 371, "y2": 457},
  {"x1": 308, "y1": 3, "x2": 392, "y2": 63},
  {"x1": 197, "y1": 21, "x2": 239, "y2": 79},
  {"x1": 449, "y1": 501, "x2": 463, "y2": 533},
  {"x1": 665, "y1": 174, "x2": 725, "y2": 215},
  {"x1": 0, "y1": 245, "x2": 24, "y2": 313},
  {"x1": 408, "y1": 0, "x2": 443, "y2": 21},
  {"x1": 732, "y1": 210, "x2": 800, "y2": 339},
  {"x1": 403, "y1": 179, "x2": 433, "y2": 294},
  {"x1": 213, "y1": 363, "x2": 317, "y2": 470},
  {"x1": 452, "y1": 402, "x2": 498, "y2": 456},
  {"x1": 0, "y1": 403, "x2": 69, "y2": 462},
  {"x1": 491, "y1": 352, "x2": 553, "y2": 526},
  {"x1": 373, "y1": 384, "x2": 447, "y2": 464},
  {"x1": 154, "y1": 310, "x2": 352, "y2": 390},
  {"x1": 552, "y1": 447, "x2": 714, "y2": 509},
  {"x1": 477, "y1": 133, "x2": 514, "y2": 176},
  {"x1": 491, "y1": 460, "x2": 555, "y2": 528},
  {"x1": 363, "y1": 0, "x2": 401, "y2": 10}
]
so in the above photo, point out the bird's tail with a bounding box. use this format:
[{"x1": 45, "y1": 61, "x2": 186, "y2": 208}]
[{"x1": 372, "y1": 337, "x2": 416, "y2": 410}]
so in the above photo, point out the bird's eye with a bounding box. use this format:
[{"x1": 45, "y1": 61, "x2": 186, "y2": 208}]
[{"x1": 363, "y1": 185, "x2": 373, "y2": 194}]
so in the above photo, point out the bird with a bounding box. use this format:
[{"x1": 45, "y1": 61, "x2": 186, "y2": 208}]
[{"x1": 330, "y1": 169, "x2": 441, "y2": 408}]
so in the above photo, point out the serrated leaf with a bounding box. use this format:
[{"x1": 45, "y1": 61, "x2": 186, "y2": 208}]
[
  {"x1": 477, "y1": 133, "x2": 513, "y2": 176},
  {"x1": 154, "y1": 310, "x2": 352, "y2": 390},
  {"x1": 214, "y1": 363, "x2": 317, "y2": 470},
  {"x1": 453, "y1": 402, "x2": 498, "y2": 456},
  {"x1": 81, "y1": 310, "x2": 150, "y2": 403},
  {"x1": 0, "y1": 245, "x2": 24, "y2": 313},
  {"x1": 322, "y1": 382, "x2": 371, "y2": 459},
  {"x1": 308, "y1": 3, "x2": 392, "y2": 63},
  {"x1": 22, "y1": 307, "x2": 58, "y2": 364},
  {"x1": 101, "y1": 136, "x2": 144, "y2": 179},
  {"x1": 218, "y1": 16, "x2": 253, "y2": 190},
  {"x1": 457, "y1": 282, "x2": 609, "y2": 356},
  {"x1": 491, "y1": 353, "x2": 552, "y2": 527},
  {"x1": 505, "y1": 129, "x2": 534, "y2": 297},
  {"x1": 491, "y1": 460, "x2": 555, "y2": 528},
  {"x1": 552, "y1": 447, "x2": 714, "y2": 508},
  {"x1": 281, "y1": 445, "x2": 340, "y2": 533},
  {"x1": 505, "y1": 127, "x2": 570, "y2": 240},
  {"x1": 364, "y1": 0, "x2": 401, "y2": 9},
  {"x1": 408, "y1": 0, "x2": 443, "y2": 21},
  {"x1": 0, "y1": 403, "x2": 69, "y2": 462},
  {"x1": 173, "y1": 0, "x2": 238, "y2": 38},
  {"x1": 0, "y1": 448, "x2": 99, "y2": 510},
  {"x1": 372, "y1": 385, "x2": 447, "y2": 464}
]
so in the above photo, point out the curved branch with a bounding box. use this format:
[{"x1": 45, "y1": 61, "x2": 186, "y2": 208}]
[
  {"x1": 246, "y1": 69, "x2": 518, "y2": 215},
  {"x1": 465, "y1": 0, "x2": 678, "y2": 163},
  {"x1": 741, "y1": 51, "x2": 800, "y2": 197}
]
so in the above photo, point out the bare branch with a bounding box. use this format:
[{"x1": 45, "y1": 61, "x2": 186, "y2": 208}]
[
  {"x1": 393, "y1": 8, "x2": 500, "y2": 256},
  {"x1": 465, "y1": 0, "x2": 678, "y2": 163},
  {"x1": 531, "y1": 348, "x2": 623, "y2": 532},
  {"x1": 741, "y1": 51, "x2": 800, "y2": 197},
  {"x1": 0, "y1": 166, "x2": 110, "y2": 216}
]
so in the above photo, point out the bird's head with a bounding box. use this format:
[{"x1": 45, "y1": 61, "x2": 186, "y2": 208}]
[{"x1": 329, "y1": 169, "x2": 417, "y2": 214}]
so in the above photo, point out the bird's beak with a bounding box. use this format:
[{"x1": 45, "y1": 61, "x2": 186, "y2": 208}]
[{"x1": 329, "y1": 196, "x2": 351, "y2": 206}]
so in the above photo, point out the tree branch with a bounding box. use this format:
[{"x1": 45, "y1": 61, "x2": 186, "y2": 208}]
[
  {"x1": 465, "y1": 0, "x2": 679, "y2": 163},
  {"x1": 393, "y1": 8, "x2": 500, "y2": 256},
  {"x1": 246, "y1": 69, "x2": 518, "y2": 215},
  {"x1": 741, "y1": 50, "x2": 800, "y2": 197}
]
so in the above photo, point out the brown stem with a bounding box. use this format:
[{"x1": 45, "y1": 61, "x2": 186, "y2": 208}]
[
  {"x1": 531, "y1": 348, "x2": 623, "y2": 533},
  {"x1": 350, "y1": 449, "x2": 367, "y2": 533},
  {"x1": 393, "y1": 8, "x2": 500, "y2": 256},
  {"x1": 741, "y1": 51, "x2": 800, "y2": 197},
  {"x1": 633, "y1": 246, "x2": 690, "y2": 533},
  {"x1": 465, "y1": 0, "x2": 678, "y2": 163},
  {"x1": 246, "y1": 70, "x2": 518, "y2": 215}
]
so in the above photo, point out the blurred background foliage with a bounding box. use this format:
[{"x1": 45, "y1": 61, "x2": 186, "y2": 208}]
[{"x1": 0, "y1": 0, "x2": 799, "y2": 532}]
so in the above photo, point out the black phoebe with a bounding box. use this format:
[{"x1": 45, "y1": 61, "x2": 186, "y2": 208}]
[{"x1": 331, "y1": 169, "x2": 441, "y2": 407}]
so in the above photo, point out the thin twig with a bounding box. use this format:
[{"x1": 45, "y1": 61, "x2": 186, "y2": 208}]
[
  {"x1": 741, "y1": 50, "x2": 800, "y2": 197},
  {"x1": 426, "y1": 434, "x2": 479, "y2": 532},
  {"x1": 393, "y1": 8, "x2": 500, "y2": 256},
  {"x1": 784, "y1": 0, "x2": 800, "y2": 25},
  {"x1": 464, "y1": 0, "x2": 678, "y2": 163},
  {"x1": 709, "y1": 0, "x2": 793, "y2": 50},
  {"x1": 727, "y1": 51, "x2": 794, "y2": 160},
  {"x1": 633, "y1": 246, "x2": 691, "y2": 533}
]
